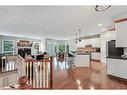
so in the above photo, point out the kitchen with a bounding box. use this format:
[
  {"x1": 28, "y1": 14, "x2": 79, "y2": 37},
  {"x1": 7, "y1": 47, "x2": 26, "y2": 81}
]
[{"x1": 74, "y1": 17, "x2": 127, "y2": 80}]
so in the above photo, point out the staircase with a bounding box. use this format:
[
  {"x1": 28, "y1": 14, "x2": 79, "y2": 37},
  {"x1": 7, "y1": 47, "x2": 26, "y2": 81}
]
[{"x1": 0, "y1": 54, "x2": 53, "y2": 89}]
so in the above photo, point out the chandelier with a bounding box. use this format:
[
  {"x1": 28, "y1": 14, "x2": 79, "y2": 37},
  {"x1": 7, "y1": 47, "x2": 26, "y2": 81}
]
[{"x1": 95, "y1": 5, "x2": 111, "y2": 12}]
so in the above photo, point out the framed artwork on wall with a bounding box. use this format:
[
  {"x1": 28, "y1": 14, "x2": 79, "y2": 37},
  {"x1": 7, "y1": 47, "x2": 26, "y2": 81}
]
[{"x1": 17, "y1": 40, "x2": 33, "y2": 47}]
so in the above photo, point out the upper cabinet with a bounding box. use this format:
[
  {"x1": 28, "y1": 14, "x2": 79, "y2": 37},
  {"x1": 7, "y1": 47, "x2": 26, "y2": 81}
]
[
  {"x1": 76, "y1": 38, "x2": 100, "y2": 48},
  {"x1": 115, "y1": 20, "x2": 127, "y2": 47}
]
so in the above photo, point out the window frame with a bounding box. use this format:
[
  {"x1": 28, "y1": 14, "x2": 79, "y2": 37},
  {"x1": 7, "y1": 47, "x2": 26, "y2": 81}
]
[{"x1": 2, "y1": 40, "x2": 14, "y2": 53}]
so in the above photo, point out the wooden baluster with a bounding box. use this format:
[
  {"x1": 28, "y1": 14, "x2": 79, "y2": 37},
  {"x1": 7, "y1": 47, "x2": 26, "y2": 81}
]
[
  {"x1": 36, "y1": 63, "x2": 39, "y2": 88},
  {"x1": 11, "y1": 61, "x2": 13, "y2": 70},
  {"x1": 26, "y1": 62, "x2": 29, "y2": 84},
  {"x1": 33, "y1": 62, "x2": 36, "y2": 88},
  {"x1": 6, "y1": 63, "x2": 8, "y2": 71},
  {"x1": 43, "y1": 62, "x2": 45, "y2": 88},
  {"x1": 8, "y1": 61, "x2": 10, "y2": 71},
  {"x1": 8, "y1": 56, "x2": 10, "y2": 71},
  {"x1": 46, "y1": 62, "x2": 49, "y2": 88},
  {"x1": 5, "y1": 55, "x2": 7, "y2": 72},
  {"x1": 2, "y1": 57, "x2": 3, "y2": 72},
  {"x1": 30, "y1": 62, "x2": 32, "y2": 85},
  {"x1": 31, "y1": 62, "x2": 33, "y2": 85},
  {"x1": 40, "y1": 62, "x2": 42, "y2": 88},
  {"x1": 36, "y1": 63, "x2": 38, "y2": 88},
  {"x1": 18, "y1": 57, "x2": 21, "y2": 76},
  {"x1": 18, "y1": 58, "x2": 21, "y2": 77},
  {"x1": 34, "y1": 63, "x2": 37, "y2": 88},
  {"x1": 50, "y1": 57, "x2": 53, "y2": 89},
  {"x1": 10, "y1": 61, "x2": 11, "y2": 70},
  {"x1": 45, "y1": 62, "x2": 47, "y2": 88}
]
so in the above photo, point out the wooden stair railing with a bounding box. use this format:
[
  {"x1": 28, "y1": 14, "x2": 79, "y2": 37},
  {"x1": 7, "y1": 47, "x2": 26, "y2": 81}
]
[
  {"x1": 0, "y1": 54, "x2": 53, "y2": 89},
  {"x1": 18, "y1": 56, "x2": 53, "y2": 89}
]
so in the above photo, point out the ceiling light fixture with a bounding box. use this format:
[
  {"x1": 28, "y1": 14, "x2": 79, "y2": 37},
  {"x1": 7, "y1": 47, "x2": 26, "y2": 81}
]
[
  {"x1": 95, "y1": 5, "x2": 111, "y2": 12},
  {"x1": 98, "y1": 23, "x2": 102, "y2": 27},
  {"x1": 102, "y1": 28, "x2": 106, "y2": 32}
]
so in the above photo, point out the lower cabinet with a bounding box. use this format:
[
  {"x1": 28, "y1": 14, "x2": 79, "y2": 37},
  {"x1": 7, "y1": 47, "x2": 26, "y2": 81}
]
[
  {"x1": 107, "y1": 58, "x2": 127, "y2": 79},
  {"x1": 74, "y1": 54, "x2": 90, "y2": 67},
  {"x1": 91, "y1": 53, "x2": 100, "y2": 60}
]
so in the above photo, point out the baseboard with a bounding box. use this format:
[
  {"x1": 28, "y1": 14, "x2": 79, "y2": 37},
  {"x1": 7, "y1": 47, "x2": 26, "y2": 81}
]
[{"x1": 107, "y1": 74, "x2": 127, "y2": 81}]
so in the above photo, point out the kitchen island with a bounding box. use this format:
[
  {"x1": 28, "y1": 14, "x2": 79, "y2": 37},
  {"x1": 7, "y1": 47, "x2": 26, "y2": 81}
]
[{"x1": 74, "y1": 53, "x2": 90, "y2": 67}]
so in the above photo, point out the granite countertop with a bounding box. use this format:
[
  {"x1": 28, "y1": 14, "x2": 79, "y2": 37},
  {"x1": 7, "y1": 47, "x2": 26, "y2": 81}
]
[{"x1": 107, "y1": 56, "x2": 127, "y2": 60}]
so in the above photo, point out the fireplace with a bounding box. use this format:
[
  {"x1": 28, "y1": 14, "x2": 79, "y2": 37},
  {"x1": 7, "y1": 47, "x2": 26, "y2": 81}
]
[{"x1": 18, "y1": 48, "x2": 31, "y2": 58}]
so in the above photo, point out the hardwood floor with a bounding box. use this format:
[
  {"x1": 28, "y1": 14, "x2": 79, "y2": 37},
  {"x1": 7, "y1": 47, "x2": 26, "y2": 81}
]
[
  {"x1": 1, "y1": 57, "x2": 127, "y2": 89},
  {"x1": 53, "y1": 58, "x2": 127, "y2": 89}
]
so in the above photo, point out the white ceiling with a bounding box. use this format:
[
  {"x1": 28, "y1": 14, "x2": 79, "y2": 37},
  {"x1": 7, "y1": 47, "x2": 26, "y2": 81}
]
[{"x1": 0, "y1": 6, "x2": 127, "y2": 40}]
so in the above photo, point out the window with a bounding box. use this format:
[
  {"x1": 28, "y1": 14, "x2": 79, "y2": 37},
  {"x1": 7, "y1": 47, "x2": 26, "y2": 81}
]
[
  {"x1": 2, "y1": 40, "x2": 14, "y2": 54},
  {"x1": 33, "y1": 42, "x2": 40, "y2": 54},
  {"x1": 58, "y1": 43, "x2": 65, "y2": 52}
]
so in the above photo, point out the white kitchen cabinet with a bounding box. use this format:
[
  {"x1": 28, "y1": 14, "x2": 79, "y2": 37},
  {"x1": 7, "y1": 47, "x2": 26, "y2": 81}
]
[
  {"x1": 76, "y1": 38, "x2": 100, "y2": 48},
  {"x1": 107, "y1": 58, "x2": 127, "y2": 79},
  {"x1": 74, "y1": 54, "x2": 90, "y2": 67},
  {"x1": 115, "y1": 21, "x2": 127, "y2": 47},
  {"x1": 76, "y1": 41, "x2": 85, "y2": 47},
  {"x1": 91, "y1": 52, "x2": 101, "y2": 60}
]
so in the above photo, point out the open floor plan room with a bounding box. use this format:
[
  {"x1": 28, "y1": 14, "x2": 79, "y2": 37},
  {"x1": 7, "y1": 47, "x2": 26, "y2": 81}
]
[{"x1": 0, "y1": 5, "x2": 127, "y2": 90}]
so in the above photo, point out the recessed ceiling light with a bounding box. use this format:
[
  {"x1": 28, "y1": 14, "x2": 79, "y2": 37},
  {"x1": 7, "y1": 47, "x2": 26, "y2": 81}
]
[
  {"x1": 98, "y1": 23, "x2": 102, "y2": 27},
  {"x1": 102, "y1": 28, "x2": 106, "y2": 31}
]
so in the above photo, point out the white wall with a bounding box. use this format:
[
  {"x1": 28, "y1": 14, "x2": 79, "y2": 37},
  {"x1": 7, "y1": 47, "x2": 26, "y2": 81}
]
[
  {"x1": 69, "y1": 38, "x2": 76, "y2": 52},
  {"x1": 0, "y1": 35, "x2": 2, "y2": 53},
  {"x1": 100, "y1": 31, "x2": 116, "y2": 63},
  {"x1": 40, "y1": 39, "x2": 46, "y2": 52},
  {"x1": 0, "y1": 35, "x2": 43, "y2": 54}
]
